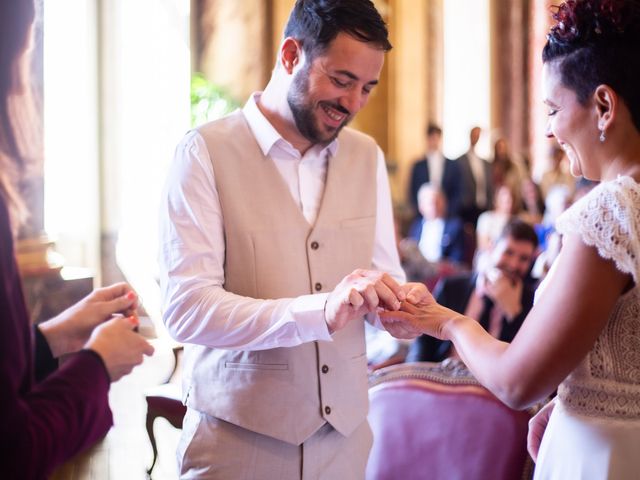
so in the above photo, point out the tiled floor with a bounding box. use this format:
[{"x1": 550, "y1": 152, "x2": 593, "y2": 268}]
[{"x1": 51, "y1": 338, "x2": 183, "y2": 480}]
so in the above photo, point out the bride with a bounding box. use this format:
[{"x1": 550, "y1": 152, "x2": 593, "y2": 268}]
[{"x1": 381, "y1": 0, "x2": 640, "y2": 478}]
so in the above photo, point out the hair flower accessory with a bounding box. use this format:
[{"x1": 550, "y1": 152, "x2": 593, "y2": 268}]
[{"x1": 548, "y1": 0, "x2": 640, "y2": 46}]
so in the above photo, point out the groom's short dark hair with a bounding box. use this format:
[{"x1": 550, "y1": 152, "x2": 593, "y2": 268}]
[{"x1": 283, "y1": 0, "x2": 392, "y2": 61}]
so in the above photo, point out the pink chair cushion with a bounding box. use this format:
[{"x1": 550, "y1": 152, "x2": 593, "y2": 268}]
[{"x1": 366, "y1": 362, "x2": 531, "y2": 480}]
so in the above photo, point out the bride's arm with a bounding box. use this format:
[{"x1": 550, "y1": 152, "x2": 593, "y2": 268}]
[
  {"x1": 386, "y1": 234, "x2": 630, "y2": 409},
  {"x1": 450, "y1": 234, "x2": 629, "y2": 408}
]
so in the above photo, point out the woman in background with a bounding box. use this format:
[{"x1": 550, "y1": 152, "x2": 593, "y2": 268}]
[
  {"x1": 0, "y1": 1, "x2": 154, "y2": 478},
  {"x1": 475, "y1": 183, "x2": 520, "y2": 254},
  {"x1": 381, "y1": 1, "x2": 640, "y2": 477}
]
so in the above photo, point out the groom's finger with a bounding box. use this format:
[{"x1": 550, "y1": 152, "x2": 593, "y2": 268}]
[{"x1": 348, "y1": 289, "x2": 364, "y2": 308}]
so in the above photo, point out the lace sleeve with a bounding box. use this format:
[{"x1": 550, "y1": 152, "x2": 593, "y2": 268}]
[{"x1": 555, "y1": 176, "x2": 640, "y2": 283}]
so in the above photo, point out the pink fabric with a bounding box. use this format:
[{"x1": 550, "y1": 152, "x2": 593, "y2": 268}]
[{"x1": 366, "y1": 372, "x2": 531, "y2": 480}]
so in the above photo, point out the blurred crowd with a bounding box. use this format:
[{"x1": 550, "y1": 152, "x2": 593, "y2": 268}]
[
  {"x1": 399, "y1": 123, "x2": 596, "y2": 289},
  {"x1": 368, "y1": 124, "x2": 598, "y2": 367}
]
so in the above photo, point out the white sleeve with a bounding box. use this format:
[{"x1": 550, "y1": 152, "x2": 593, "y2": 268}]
[
  {"x1": 371, "y1": 147, "x2": 406, "y2": 282},
  {"x1": 367, "y1": 147, "x2": 406, "y2": 329},
  {"x1": 158, "y1": 131, "x2": 332, "y2": 350},
  {"x1": 555, "y1": 178, "x2": 640, "y2": 284}
]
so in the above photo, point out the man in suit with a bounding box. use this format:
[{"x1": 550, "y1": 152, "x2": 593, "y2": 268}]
[
  {"x1": 407, "y1": 183, "x2": 465, "y2": 264},
  {"x1": 407, "y1": 219, "x2": 538, "y2": 362},
  {"x1": 159, "y1": 1, "x2": 427, "y2": 478},
  {"x1": 457, "y1": 126, "x2": 494, "y2": 225},
  {"x1": 409, "y1": 123, "x2": 462, "y2": 220}
]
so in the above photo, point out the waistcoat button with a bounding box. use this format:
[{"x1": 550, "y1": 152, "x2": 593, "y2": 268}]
[{"x1": 315, "y1": 283, "x2": 322, "y2": 291}]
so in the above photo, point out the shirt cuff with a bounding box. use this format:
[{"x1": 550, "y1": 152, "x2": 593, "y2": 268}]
[
  {"x1": 366, "y1": 310, "x2": 384, "y2": 330},
  {"x1": 289, "y1": 293, "x2": 333, "y2": 343}
]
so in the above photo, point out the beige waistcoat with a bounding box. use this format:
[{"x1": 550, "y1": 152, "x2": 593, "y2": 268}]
[{"x1": 183, "y1": 111, "x2": 378, "y2": 445}]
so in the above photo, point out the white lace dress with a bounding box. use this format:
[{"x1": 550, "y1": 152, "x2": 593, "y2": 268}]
[{"x1": 534, "y1": 176, "x2": 640, "y2": 480}]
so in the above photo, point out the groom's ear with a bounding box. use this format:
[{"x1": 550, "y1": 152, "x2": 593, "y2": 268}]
[{"x1": 279, "y1": 37, "x2": 304, "y2": 75}]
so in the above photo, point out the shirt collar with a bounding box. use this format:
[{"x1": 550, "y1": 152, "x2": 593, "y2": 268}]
[{"x1": 242, "y1": 92, "x2": 338, "y2": 158}]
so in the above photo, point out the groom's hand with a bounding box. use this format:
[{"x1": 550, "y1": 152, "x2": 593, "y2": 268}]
[{"x1": 325, "y1": 269, "x2": 405, "y2": 334}]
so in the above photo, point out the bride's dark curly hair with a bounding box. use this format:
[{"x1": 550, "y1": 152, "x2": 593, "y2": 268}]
[{"x1": 543, "y1": 0, "x2": 640, "y2": 131}]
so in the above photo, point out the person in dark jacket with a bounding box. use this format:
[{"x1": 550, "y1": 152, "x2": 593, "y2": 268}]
[
  {"x1": 407, "y1": 219, "x2": 538, "y2": 362},
  {"x1": 408, "y1": 123, "x2": 462, "y2": 220}
]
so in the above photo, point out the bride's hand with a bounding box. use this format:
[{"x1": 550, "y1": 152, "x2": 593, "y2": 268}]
[
  {"x1": 400, "y1": 282, "x2": 433, "y2": 306},
  {"x1": 379, "y1": 299, "x2": 461, "y2": 340},
  {"x1": 528, "y1": 398, "x2": 556, "y2": 462},
  {"x1": 379, "y1": 282, "x2": 436, "y2": 339}
]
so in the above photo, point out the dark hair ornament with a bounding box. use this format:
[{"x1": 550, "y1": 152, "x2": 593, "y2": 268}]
[{"x1": 547, "y1": 0, "x2": 640, "y2": 46}]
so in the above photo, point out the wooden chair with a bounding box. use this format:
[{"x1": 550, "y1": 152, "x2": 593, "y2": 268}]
[
  {"x1": 366, "y1": 360, "x2": 536, "y2": 480},
  {"x1": 145, "y1": 345, "x2": 187, "y2": 476}
]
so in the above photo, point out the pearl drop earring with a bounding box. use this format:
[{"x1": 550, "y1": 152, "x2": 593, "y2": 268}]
[{"x1": 599, "y1": 128, "x2": 606, "y2": 142}]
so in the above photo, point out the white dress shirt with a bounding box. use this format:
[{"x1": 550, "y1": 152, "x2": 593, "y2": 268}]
[
  {"x1": 158, "y1": 93, "x2": 405, "y2": 351},
  {"x1": 418, "y1": 218, "x2": 444, "y2": 262},
  {"x1": 426, "y1": 151, "x2": 445, "y2": 188},
  {"x1": 467, "y1": 149, "x2": 487, "y2": 207}
]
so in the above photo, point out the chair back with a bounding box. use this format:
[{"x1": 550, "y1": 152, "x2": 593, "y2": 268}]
[{"x1": 366, "y1": 360, "x2": 533, "y2": 480}]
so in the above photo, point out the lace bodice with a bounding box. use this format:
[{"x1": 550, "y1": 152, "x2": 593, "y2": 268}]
[{"x1": 553, "y1": 176, "x2": 640, "y2": 419}]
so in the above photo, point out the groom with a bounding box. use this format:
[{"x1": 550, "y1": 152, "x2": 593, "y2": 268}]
[{"x1": 159, "y1": 1, "x2": 425, "y2": 478}]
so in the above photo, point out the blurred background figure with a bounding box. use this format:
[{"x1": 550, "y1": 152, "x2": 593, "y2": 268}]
[
  {"x1": 407, "y1": 218, "x2": 538, "y2": 362},
  {"x1": 519, "y1": 177, "x2": 546, "y2": 226},
  {"x1": 408, "y1": 123, "x2": 462, "y2": 221},
  {"x1": 458, "y1": 126, "x2": 494, "y2": 225},
  {"x1": 476, "y1": 183, "x2": 521, "y2": 255},
  {"x1": 491, "y1": 137, "x2": 524, "y2": 193},
  {"x1": 400, "y1": 183, "x2": 467, "y2": 291},
  {"x1": 409, "y1": 183, "x2": 465, "y2": 264},
  {"x1": 540, "y1": 145, "x2": 575, "y2": 199}
]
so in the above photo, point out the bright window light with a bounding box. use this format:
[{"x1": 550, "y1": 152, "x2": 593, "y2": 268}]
[
  {"x1": 43, "y1": 0, "x2": 100, "y2": 271},
  {"x1": 443, "y1": 0, "x2": 491, "y2": 159}
]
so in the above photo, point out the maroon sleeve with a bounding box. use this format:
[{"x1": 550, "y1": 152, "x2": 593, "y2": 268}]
[
  {"x1": 0, "y1": 350, "x2": 113, "y2": 480},
  {"x1": 0, "y1": 195, "x2": 113, "y2": 479}
]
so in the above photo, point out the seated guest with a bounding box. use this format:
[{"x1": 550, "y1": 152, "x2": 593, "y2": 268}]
[
  {"x1": 408, "y1": 183, "x2": 465, "y2": 264},
  {"x1": 407, "y1": 219, "x2": 538, "y2": 362}
]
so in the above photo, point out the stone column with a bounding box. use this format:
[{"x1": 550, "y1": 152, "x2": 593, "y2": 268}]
[
  {"x1": 529, "y1": 0, "x2": 556, "y2": 178},
  {"x1": 387, "y1": 0, "x2": 443, "y2": 208},
  {"x1": 490, "y1": 0, "x2": 531, "y2": 161}
]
